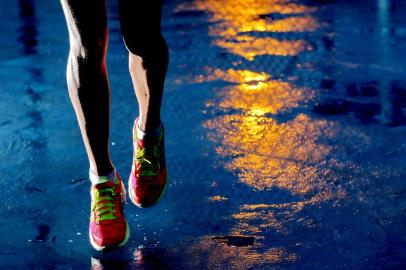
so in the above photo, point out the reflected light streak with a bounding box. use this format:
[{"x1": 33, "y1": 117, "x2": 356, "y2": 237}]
[
  {"x1": 239, "y1": 16, "x2": 319, "y2": 33},
  {"x1": 205, "y1": 114, "x2": 335, "y2": 194},
  {"x1": 199, "y1": 67, "x2": 312, "y2": 114},
  {"x1": 196, "y1": 68, "x2": 270, "y2": 84},
  {"x1": 176, "y1": 0, "x2": 319, "y2": 60},
  {"x1": 187, "y1": 236, "x2": 299, "y2": 269},
  {"x1": 174, "y1": 0, "x2": 332, "y2": 266},
  {"x1": 208, "y1": 195, "x2": 228, "y2": 202},
  {"x1": 214, "y1": 37, "x2": 310, "y2": 60},
  {"x1": 197, "y1": 63, "x2": 332, "y2": 264},
  {"x1": 218, "y1": 80, "x2": 310, "y2": 114},
  {"x1": 176, "y1": 0, "x2": 316, "y2": 23}
]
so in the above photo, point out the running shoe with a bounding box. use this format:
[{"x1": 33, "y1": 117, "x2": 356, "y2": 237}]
[
  {"x1": 129, "y1": 118, "x2": 167, "y2": 208},
  {"x1": 89, "y1": 173, "x2": 129, "y2": 250}
]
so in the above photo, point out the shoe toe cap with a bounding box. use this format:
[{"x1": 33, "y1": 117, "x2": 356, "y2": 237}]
[{"x1": 90, "y1": 220, "x2": 127, "y2": 247}]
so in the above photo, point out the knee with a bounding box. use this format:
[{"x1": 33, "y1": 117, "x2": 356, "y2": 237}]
[
  {"x1": 69, "y1": 32, "x2": 108, "y2": 64},
  {"x1": 123, "y1": 33, "x2": 168, "y2": 61}
]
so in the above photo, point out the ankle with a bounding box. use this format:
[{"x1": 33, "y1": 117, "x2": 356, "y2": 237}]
[
  {"x1": 90, "y1": 162, "x2": 115, "y2": 175},
  {"x1": 137, "y1": 117, "x2": 162, "y2": 134},
  {"x1": 135, "y1": 117, "x2": 162, "y2": 139},
  {"x1": 89, "y1": 167, "x2": 116, "y2": 185}
]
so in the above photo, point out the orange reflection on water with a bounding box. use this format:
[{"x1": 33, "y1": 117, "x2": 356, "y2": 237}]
[
  {"x1": 176, "y1": 0, "x2": 316, "y2": 30},
  {"x1": 196, "y1": 68, "x2": 270, "y2": 84},
  {"x1": 174, "y1": 0, "x2": 331, "y2": 266},
  {"x1": 232, "y1": 210, "x2": 285, "y2": 235},
  {"x1": 200, "y1": 66, "x2": 333, "y2": 256},
  {"x1": 208, "y1": 195, "x2": 228, "y2": 202},
  {"x1": 239, "y1": 16, "x2": 319, "y2": 33},
  {"x1": 200, "y1": 68, "x2": 312, "y2": 114},
  {"x1": 218, "y1": 80, "x2": 309, "y2": 114},
  {"x1": 229, "y1": 194, "x2": 332, "y2": 238},
  {"x1": 205, "y1": 114, "x2": 334, "y2": 194},
  {"x1": 187, "y1": 236, "x2": 298, "y2": 269},
  {"x1": 215, "y1": 36, "x2": 310, "y2": 60},
  {"x1": 204, "y1": 109, "x2": 345, "y2": 245},
  {"x1": 176, "y1": 0, "x2": 318, "y2": 60}
]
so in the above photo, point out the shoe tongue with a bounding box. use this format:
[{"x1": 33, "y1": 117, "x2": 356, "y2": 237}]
[
  {"x1": 95, "y1": 180, "x2": 115, "y2": 189},
  {"x1": 138, "y1": 135, "x2": 159, "y2": 148}
]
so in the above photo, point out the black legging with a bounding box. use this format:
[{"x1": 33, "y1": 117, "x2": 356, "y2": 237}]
[{"x1": 119, "y1": 0, "x2": 167, "y2": 59}]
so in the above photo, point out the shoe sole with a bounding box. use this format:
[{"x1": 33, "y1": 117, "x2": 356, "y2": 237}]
[
  {"x1": 128, "y1": 172, "x2": 168, "y2": 208},
  {"x1": 89, "y1": 180, "x2": 130, "y2": 251}
]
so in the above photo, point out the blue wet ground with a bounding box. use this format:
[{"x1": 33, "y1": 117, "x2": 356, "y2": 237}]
[{"x1": 0, "y1": 0, "x2": 406, "y2": 269}]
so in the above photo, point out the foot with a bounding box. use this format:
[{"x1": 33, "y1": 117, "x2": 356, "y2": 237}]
[
  {"x1": 129, "y1": 118, "x2": 168, "y2": 208},
  {"x1": 89, "y1": 173, "x2": 129, "y2": 250}
]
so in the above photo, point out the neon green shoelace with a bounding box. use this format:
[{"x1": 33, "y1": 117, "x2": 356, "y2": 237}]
[
  {"x1": 93, "y1": 187, "x2": 117, "y2": 222},
  {"x1": 136, "y1": 145, "x2": 160, "y2": 176}
]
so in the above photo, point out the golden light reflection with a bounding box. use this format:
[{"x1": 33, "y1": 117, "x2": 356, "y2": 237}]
[
  {"x1": 229, "y1": 195, "x2": 332, "y2": 238},
  {"x1": 196, "y1": 68, "x2": 271, "y2": 84},
  {"x1": 174, "y1": 0, "x2": 337, "y2": 266},
  {"x1": 215, "y1": 37, "x2": 310, "y2": 60},
  {"x1": 199, "y1": 68, "x2": 313, "y2": 115},
  {"x1": 176, "y1": 0, "x2": 319, "y2": 60},
  {"x1": 219, "y1": 80, "x2": 310, "y2": 114},
  {"x1": 208, "y1": 195, "x2": 228, "y2": 202},
  {"x1": 239, "y1": 16, "x2": 319, "y2": 33},
  {"x1": 195, "y1": 64, "x2": 327, "y2": 265},
  {"x1": 205, "y1": 114, "x2": 335, "y2": 194},
  {"x1": 198, "y1": 67, "x2": 336, "y2": 265},
  {"x1": 176, "y1": 0, "x2": 316, "y2": 22},
  {"x1": 201, "y1": 81, "x2": 357, "y2": 261},
  {"x1": 187, "y1": 236, "x2": 299, "y2": 269}
]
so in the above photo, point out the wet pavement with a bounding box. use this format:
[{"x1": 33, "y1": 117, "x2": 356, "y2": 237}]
[{"x1": 1, "y1": 0, "x2": 406, "y2": 269}]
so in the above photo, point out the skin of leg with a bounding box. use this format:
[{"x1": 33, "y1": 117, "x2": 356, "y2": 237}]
[
  {"x1": 61, "y1": 0, "x2": 114, "y2": 176},
  {"x1": 119, "y1": 0, "x2": 169, "y2": 132}
]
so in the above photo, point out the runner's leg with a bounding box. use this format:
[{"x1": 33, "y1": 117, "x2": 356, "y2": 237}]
[
  {"x1": 61, "y1": 0, "x2": 114, "y2": 176},
  {"x1": 119, "y1": 0, "x2": 169, "y2": 132}
]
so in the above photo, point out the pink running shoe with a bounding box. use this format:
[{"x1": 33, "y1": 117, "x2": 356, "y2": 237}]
[
  {"x1": 89, "y1": 173, "x2": 129, "y2": 250},
  {"x1": 129, "y1": 118, "x2": 168, "y2": 208}
]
